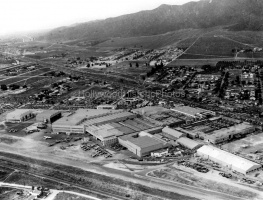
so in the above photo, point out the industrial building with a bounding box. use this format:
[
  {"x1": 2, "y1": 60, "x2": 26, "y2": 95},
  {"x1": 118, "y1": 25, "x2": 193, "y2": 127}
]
[
  {"x1": 97, "y1": 105, "x2": 116, "y2": 110},
  {"x1": 36, "y1": 110, "x2": 61, "y2": 123},
  {"x1": 177, "y1": 137, "x2": 202, "y2": 150},
  {"x1": 171, "y1": 106, "x2": 216, "y2": 119},
  {"x1": 162, "y1": 126, "x2": 186, "y2": 140},
  {"x1": 197, "y1": 145, "x2": 262, "y2": 174},
  {"x1": 52, "y1": 109, "x2": 122, "y2": 134},
  {"x1": 132, "y1": 106, "x2": 185, "y2": 126},
  {"x1": 204, "y1": 122, "x2": 255, "y2": 144},
  {"x1": 6, "y1": 109, "x2": 33, "y2": 122},
  {"x1": 86, "y1": 123, "x2": 135, "y2": 146},
  {"x1": 118, "y1": 131, "x2": 170, "y2": 157},
  {"x1": 86, "y1": 118, "x2": 159, "y2": 146}
]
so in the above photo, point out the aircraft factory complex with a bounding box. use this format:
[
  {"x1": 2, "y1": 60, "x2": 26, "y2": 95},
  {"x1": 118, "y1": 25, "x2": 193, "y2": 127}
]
[{"x1": 5, "y1": 105, "x2": 262, "y2": 175}]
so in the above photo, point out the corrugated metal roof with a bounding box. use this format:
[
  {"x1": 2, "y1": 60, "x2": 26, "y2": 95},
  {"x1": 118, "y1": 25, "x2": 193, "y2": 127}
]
[
  {"x1": 197, "y1": 145, "x2": 261, "y2": 173},
  {"x1": 177, "y1": 137, "x2": 201, "y2": 149}
]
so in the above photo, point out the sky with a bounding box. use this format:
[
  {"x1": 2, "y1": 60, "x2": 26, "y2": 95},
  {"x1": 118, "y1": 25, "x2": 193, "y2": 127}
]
[{"x1": 0, "y1": 0, "x2": 200, "y2": 36}]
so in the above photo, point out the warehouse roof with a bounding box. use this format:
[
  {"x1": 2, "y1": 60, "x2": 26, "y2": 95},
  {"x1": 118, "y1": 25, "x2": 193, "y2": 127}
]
[
  {"x1": 197, "y1": 145, "x2": 261, "y2": 173},
  {"x1": 53, "y1": 109, "x2": 120, "y2": 126},
  {"x1": 162, "y1": 127, "x2": 185, "y2": 139},
  {"x1": 132, "y1": 106, "x2": 170, "y2": 116},
  {"x1": 177, "y1": 137, "x2": 202, "y2": 150},
  {"x1": 128, "y1": 136, "x2": 163, "y2": 149},
  {"x1": 6, "y1": 109, "x2": 32, "y2": 119},
  {"x1": 208, "y1": 122, "x2": 254, "y2": 140},
  {"x1": 81, "y1": 111, "x2": 136, "y2": 126},
  {"x1": 171, "y1": 106, "x2": 214, "y2": 117},
  {"x1": 37, "y1": 110, "x2": 61, "y2": 118}
]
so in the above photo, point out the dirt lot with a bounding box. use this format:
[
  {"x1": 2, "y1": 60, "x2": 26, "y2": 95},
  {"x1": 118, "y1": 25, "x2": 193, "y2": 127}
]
[
  {"x1": 148, "y1": 166, "x2": 262, "y2": 200},
  {"x1": 222, "y1": 133, "x2": 263, "y2": 155},
  {"x1": 54, "y1": 193, "x2": 94, "y2": 200}
]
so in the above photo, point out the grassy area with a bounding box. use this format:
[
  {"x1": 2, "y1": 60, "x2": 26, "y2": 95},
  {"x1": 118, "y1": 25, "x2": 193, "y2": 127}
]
[
  {"x1": 0, "y1": 166, "x2": 14, "y2": 181},
  {"x1": 178, "y1": 53, "x2": 232, "y2": 59},
  {"x1": 167, "y1": 59, "x2": 219, "y2": 67},
  {"x1": 96, "y1": 29, "x2": 202, "y2": 49},
  {"x1": 0, "y1": 68, "x2": 51, "y2": 85},
  {"x1": 54, "y1": 193, "x2": 95, "y2": 200},
  {"x1": 5, "y1": 171, "x2": 67, "y2": 189},
  {"x1": 0, "y1": 187, "x2": 15, "y2": 195}
]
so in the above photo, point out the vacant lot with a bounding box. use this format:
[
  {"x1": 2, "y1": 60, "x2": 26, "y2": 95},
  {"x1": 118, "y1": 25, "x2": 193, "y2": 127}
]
[
  {"x1": 149, "y1": 167, "x2": 259, "y2": 199},
  {"x1": 0, "y1": 166, "x2": 14, "y2": 181},
  {"x1": 222, "y1": 133, "x2": 263, "y2": 155},
  {"x1": 185, "y1": 36, "x2": 246, "y2": 57},
  {"x1": 54, "y1": 193, "x2": 95, "y2": 200},
  {"x1": 178, "y1": 53, "x2": 232, "y2": 59},
  {"x1": 0, "y1": 68, "x2": 51, "y2": 85},
  {"x1": 167, "y1": 59, "x2": 219, "y2": 67},
  {"x1": 97, "y1": 29, "x2": 203, "y2": 49}
]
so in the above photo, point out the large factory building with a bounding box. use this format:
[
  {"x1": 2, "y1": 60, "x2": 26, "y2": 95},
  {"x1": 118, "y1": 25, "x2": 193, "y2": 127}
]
[
  {"x1": 118, "y1": 131, "x2": 170, "y2": 157},
  {"x1": 197, "y1": 145, "x2": 262, "y2": 175}
]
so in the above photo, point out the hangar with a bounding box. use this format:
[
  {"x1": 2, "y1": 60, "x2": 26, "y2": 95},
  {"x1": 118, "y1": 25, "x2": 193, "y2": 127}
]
[
  {"x1": 6, "y1": 109, "x2": 33, "y2": 122},
  {"x1": 197, "y1": 145, "x2": 262, "y2": 174},
  {"x1": 36, "y1": 110, "x2": 61, "y2": 123}
]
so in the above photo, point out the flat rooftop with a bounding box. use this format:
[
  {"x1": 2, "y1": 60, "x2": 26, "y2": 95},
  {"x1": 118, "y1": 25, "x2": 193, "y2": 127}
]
[
  {"x1": 37, "y1": 110, "x2": 61, "y2": 117},
  {"x1": 132, "y1": 106, "x2": 170, "y2": 116},
  {"x1": 53, "y1": 109, "x2": 121, "y2": 126},
  {"x1": 128, "y1": 136, "x2": 163, "y2": 149},
  {"x1": 210, "y1": 122, "x2": 254, "y2": 139},
  {"x1": 171, "y1": 106, "x2": 213, "y2": 117},
  {"x1": 6, "y1": 109, "x2": 32, "y2": 118}
]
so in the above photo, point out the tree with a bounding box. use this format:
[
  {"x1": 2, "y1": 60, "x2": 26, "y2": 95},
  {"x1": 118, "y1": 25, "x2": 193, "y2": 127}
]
[{"x1": 0, "y1": 84, "x2": 7, "y2": 90}]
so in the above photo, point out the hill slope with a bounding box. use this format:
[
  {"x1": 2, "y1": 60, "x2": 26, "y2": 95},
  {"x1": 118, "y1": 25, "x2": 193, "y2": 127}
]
[{"x1": 38, "y1": 0, "x2": 263, "y2": 42}]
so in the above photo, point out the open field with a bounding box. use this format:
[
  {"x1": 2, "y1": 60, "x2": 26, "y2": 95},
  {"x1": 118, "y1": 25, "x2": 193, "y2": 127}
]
[
  {"x1": 0, "y1": 67, "x2": 51, "y2": 85},
  {"x1": 178, "y1": 53, "x2": 233, "y2": 59},
  {"x1": 103, "y1": 61, "x2": 151, "y2": 79},
  {"x1": 149, "y1": 167, "x2": 260, "y2": 200},
  {"x1": 0, "y1": 152, "x2": 198, "y2": 200},
  {"x1": 0, "y1": 166, "x2": 14, "y2": 180},
  {"x1": 167, "y1": 59, "x2": 220, "y2": 66},
  {"x1": 96, "y1": 29, "x2": 204, "y2": 49},
  {"x1": 14, "y1": 76, "x2": 49, "y2": 86},
  {"x1": 5, "y1": 171, "x2": 67, "y2": 189},
  {"x1": 54, "y1": 193, "x2": 97, "y2": 200},
  {"x1": 185, "y1": 36, "x2": 245, "y2": 57}
]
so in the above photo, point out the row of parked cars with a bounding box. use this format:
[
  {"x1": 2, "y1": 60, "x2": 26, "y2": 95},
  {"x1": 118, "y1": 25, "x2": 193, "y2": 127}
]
[
  {"x1": 240, "y1": 177, "x2": 255, "y2": 184},
  {"x1": 219, "y1": 172, "x2": 232, "y2": 178},
  {"x1": 8, "y1": 129, "x2": 18, "y2": 133},
  {"x1": 81, "y1": 143, "x2": 112, "y2": 158},
  {"x1": 178, "y1": 160, "x2": 209, "y2": 173}
]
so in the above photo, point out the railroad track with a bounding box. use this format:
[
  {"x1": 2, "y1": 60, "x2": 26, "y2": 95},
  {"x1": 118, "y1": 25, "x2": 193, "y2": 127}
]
[{"x1": 0, "y1": 162, "x2": 129, "y2": 200}]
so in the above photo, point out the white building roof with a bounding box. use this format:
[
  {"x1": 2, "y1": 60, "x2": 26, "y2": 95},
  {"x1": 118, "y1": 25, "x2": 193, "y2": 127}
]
[
  {"x1": 6, "y1": 109, "x2": 32, "y2": 120},
  {"x1": 53, "y1": 109, "x2": 121, "y2": 126},
  {"x1": 162, "y1": 127, "x2": 184, "y2": 138},
  {"x1": 197, "y1": 145, "x2": 261, "y2": 173},
  {"x1": 177, "y1": 137, "x2": 201, "y2": 150}
]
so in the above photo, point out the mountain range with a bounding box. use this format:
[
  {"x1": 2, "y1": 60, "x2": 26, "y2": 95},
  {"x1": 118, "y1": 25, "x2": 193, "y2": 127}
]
[{"x1": 38, "y1": 0, "x2": 263, "y2": 42}]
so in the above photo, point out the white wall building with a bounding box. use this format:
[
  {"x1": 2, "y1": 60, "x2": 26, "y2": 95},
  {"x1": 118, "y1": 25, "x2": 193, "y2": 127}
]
[
  {"x1": 197, "y1": 145, "x2": 262, "y2": 174},
  {"x1": 6, "y1": 109, "x2": 33, "y2": 122}
]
